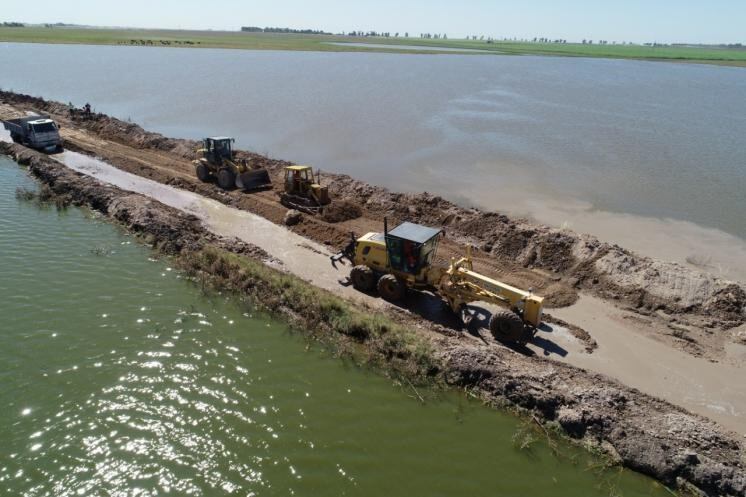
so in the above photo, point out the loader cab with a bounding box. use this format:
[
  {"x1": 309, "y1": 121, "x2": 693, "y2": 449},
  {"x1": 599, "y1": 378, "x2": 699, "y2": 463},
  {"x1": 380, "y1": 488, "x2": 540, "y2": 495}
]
[
  {"x1": 384, "y1": 222, "x2": 443, "y2": 277},
  {"x1": 203, "y1": 137, "x2": 234, "y2": 164}
]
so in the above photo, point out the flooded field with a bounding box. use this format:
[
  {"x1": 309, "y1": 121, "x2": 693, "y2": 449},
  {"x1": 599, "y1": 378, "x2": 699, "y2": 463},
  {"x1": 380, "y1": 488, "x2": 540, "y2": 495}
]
[
  {"x1": 0, "y1": 42, "x2": 744, "y2": 281},
  {"x1": 0, "y1": 156, "x2": 675, "y2": 496}
]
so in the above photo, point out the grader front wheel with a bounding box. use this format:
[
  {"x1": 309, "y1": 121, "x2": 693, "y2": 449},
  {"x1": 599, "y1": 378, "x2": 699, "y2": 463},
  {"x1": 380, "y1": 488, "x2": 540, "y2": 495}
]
[
  {"x1": 489, "y1": 310, "x2": 525, "y2": 343},
  {"x1": 378, "y1": 274, "x2": 405, "y2": 302}
]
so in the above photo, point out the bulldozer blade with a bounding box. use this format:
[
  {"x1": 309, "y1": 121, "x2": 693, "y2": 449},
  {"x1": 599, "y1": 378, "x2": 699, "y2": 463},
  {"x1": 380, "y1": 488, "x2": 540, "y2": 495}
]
[{"x1": 236, "y1": 169, "x2": 272, "y2": 191}]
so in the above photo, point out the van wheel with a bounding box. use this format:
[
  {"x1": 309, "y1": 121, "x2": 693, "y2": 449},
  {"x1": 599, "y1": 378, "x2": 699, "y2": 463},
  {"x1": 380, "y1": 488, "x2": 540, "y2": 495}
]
[
  {"x1": 10, "y1": 133, "x2": 21, "y2": 143},
  {"x1": 350, "y1": 265, "x2": 375, "y2": 291},
  {"x1": 489, "y1": 310, "x2": 525, "y2": 343},
  {"x1": 378, "y1": 274, "x2": 405, "y2": 301},
  {"x1": 217, "y1": 168, "x2": 236, "y2": 190}
]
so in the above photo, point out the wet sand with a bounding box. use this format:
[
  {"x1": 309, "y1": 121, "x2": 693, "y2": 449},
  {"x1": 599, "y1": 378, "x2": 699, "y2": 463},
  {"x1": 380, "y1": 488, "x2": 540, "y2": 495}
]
[
  {"x1": 537, "y1": 295, "x2": 746, "y2": 434},
  {"x1": 462, "y1": 169, "x2": 746, "y2": 284}
]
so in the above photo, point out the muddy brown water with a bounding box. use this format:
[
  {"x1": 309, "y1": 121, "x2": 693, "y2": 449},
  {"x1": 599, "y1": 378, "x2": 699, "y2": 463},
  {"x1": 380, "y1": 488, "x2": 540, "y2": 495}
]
[{"x1": 0, "y1": 42, "x2": 744, "y2": 281}]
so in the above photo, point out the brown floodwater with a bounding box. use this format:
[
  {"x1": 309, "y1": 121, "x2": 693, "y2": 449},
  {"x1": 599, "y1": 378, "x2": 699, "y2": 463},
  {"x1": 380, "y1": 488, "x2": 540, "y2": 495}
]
[{"x1": 1, "y1": 42, "x2": 744, "y2": 280}]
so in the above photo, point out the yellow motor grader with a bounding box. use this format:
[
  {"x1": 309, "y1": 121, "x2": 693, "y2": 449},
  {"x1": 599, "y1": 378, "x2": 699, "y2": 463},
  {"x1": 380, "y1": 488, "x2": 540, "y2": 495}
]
[
  {"x1": 332, "y1": 220, "x2": 544, "y2": 343},
  {"x1": 194, "y1": 137, "x2": 271, "y2": 191}
]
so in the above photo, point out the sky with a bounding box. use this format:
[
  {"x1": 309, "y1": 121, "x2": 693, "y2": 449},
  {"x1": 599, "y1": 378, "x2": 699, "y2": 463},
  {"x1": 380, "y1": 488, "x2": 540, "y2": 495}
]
[{"x1": 2, "y1": 0, "x2": 744, "y2": 44}]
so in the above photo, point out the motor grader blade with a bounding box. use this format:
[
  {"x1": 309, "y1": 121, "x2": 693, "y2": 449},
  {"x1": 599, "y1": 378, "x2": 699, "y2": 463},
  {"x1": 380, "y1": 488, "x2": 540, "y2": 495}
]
[{"x1": 236, "y1": 168, "x2": 272, "y2": 191}]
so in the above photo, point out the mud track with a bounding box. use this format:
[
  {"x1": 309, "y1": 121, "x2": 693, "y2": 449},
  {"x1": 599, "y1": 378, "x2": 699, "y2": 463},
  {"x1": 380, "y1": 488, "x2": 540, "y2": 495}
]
[{"x1": 3, "y1": 138, "x2": 745, "y2": 496}]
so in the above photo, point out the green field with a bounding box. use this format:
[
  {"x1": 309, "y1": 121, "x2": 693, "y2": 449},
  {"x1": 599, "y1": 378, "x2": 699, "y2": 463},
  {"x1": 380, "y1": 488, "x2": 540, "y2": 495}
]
[{"x1": 1, "y1": 26, "x2": 745, "y2": 66}]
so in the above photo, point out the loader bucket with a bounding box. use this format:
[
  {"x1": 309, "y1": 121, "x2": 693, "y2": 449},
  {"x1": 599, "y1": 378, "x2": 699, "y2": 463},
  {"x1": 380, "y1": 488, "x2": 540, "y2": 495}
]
[{"x1": 236, "y1": 168, "x2": 272, "y2": 191}]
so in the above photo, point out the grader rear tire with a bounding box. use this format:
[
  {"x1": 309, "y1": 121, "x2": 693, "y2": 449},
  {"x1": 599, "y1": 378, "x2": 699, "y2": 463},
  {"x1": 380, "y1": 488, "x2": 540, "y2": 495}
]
[
  {"x1": 377, "y1": 274, "x2": 405, "y2": 302},
  {"x1": 489, "y1": 310, "x2": 525, "y2": 343},
  {"x1": 217, "y1": 168, "x2": 236, "y2": 190},
  {"x1": 350, "y1": 265, "x2": 375, "y2": 292},
  {"x1": 196, "y1": 163, "x2": 211, "y2": 182}
]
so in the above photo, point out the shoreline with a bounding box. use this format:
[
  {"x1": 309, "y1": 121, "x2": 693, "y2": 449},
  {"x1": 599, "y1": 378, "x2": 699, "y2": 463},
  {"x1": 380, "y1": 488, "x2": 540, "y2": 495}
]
[
  {"x1": 1, "y1": 33, "x2": 745, "y2": 67},
  {"x1": 2, "y1": 139, "x2": 745, "y2": 495}
]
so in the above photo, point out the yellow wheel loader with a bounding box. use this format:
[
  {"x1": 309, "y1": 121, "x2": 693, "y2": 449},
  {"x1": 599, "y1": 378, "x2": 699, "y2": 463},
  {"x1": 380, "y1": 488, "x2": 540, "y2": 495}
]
[
  {"x1": 332, "y1": 220, "x2": 544, "y2": 344},
  {"x1": 280, "y1": 165, "x2": 331, "y2": 214},
  {"x1": 194, "y1": 137, "x2": 272, "y2": 191}
]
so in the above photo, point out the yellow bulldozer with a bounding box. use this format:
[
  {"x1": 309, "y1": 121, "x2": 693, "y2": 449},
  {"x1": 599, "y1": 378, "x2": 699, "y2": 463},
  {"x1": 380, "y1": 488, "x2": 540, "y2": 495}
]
[
  {"x1": 332, "y1": 220, "x2": 544, "y2": 343},
  {"x1": 280, "y1": 165, "x2": 331, "y2": 213},
  {"x1": 194, "y1": 137, "x2": 272, "y2": 191}
]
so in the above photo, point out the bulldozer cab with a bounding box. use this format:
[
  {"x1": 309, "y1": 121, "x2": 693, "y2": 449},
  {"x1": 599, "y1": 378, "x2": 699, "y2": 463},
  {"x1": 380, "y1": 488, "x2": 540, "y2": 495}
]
[
  {"x1": 284, "y1": 165, "x2": 314, "y2": 195},
  {"x1": 385, "y1": 222, "x2": 442, "y2": 276},
  {"x1": 203, "y1": 137, "x2": 234, "y2": 164}
]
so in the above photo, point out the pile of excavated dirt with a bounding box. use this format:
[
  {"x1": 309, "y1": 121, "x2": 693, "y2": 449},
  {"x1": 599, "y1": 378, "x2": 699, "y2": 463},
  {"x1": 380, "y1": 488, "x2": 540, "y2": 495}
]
[
  {"x1": 321, "y1": 199, "x2": 363, "y2": 223},
  {"x1": 1, "y1": 90, "x2": 744, "y2": 347},
  {"x1": 2, "y1": 142, "x2": 744, "y2": 497}
]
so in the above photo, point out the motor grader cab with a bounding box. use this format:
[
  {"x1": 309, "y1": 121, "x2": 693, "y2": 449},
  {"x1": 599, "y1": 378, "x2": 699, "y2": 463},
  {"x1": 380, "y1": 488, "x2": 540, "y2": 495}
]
[
  {"x1": 280, "y1": 165, "x2": 331, "y2": 213},
  {"x1": 194, "y1": 137, "x2": 272, "y2": 191},
  {"x1": 337, "y1": 220, "x2": 544, "y2": 344}
]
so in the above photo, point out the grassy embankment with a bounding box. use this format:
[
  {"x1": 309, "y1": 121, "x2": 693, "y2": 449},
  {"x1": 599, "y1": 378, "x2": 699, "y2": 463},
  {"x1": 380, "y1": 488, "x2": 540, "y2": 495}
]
[
  {"x1": 1, "y1": 26, "x2": 745, "y2": 66},
  {"x1": 176, "y1": 248, "x2": 439, "y2": 382}
]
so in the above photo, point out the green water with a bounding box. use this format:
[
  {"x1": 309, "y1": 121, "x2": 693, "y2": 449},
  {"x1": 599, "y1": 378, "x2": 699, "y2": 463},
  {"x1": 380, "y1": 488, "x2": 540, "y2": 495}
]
[{"x1": 0, "y1": 157, "x2": 671, "y2": 496}]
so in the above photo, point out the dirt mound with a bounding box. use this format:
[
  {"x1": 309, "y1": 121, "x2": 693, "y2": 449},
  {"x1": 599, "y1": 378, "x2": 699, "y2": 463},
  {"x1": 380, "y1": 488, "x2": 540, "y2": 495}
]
[{"x1": 322, "y1": 199, "x2": 362, "y2": 223}]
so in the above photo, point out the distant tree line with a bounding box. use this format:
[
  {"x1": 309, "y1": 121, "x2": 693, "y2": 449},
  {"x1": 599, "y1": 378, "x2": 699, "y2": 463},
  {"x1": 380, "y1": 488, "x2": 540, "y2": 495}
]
[
  {"x1": 419, "y1": 33, "x2": 448, "y2": 39},
  {"x1": 241, "y1": 26, "x2": 330, "y2": 35},
  {"x1": 346, "y1": 31, "x2": 401, "y2": 37},
  {"x1": 1, "y1": 22, "x2": 25, "y2": 27}
]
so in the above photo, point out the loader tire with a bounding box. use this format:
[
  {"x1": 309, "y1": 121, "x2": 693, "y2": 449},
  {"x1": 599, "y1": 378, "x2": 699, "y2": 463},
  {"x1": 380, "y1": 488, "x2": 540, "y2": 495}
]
[
  {"x1": 196, "y1": 163, "x2": 211, "y2": 182},
  {"x1": 378, "y1": 274, "x2": 405, "y2": 302},
  {"x1": 217, "y1": 168, "x2": 236, "y2": 190},
  {"x1": 350, "y1": 265, "x2": 375, "y2": 292},
  {"x1": 489, "y1": 310, "x2": 525, "y2": 343}
]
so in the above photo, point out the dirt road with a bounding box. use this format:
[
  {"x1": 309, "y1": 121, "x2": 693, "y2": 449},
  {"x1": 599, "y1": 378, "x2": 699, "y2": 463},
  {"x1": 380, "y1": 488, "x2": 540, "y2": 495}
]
[{"x1": 56, "y1": 149, "x2": 376, "y2": 305}]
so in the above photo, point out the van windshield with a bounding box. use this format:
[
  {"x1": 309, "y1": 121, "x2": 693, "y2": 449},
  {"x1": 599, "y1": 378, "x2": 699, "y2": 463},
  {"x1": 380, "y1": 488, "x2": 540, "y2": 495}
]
[{"x1": 32, "y1": 122, "x2": 57, "y2": 133}]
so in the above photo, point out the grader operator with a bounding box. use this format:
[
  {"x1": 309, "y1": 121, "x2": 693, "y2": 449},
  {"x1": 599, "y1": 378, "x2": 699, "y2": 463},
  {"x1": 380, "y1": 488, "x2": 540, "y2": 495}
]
[{"x1": 333, "y1": 220, "x2": 544, "y2": 344}]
